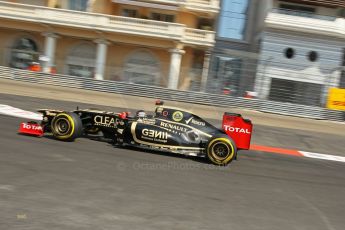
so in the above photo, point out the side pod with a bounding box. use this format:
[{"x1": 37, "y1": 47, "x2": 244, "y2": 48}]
[{"x1": 222, "y1": 113, "x2": 253, "y2": 150}]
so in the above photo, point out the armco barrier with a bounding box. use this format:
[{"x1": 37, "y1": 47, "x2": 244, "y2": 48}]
[{"x1": 0, "y1": 66, "x2": 343, "y2": 121}]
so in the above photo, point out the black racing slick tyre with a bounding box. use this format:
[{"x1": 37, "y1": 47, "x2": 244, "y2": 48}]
[
  {"x1": 206, "y1": 136, "x2": 237, "y2": 166},
  {"x1": 51, "y1": 112, "x2": 83, "y2": 141}
]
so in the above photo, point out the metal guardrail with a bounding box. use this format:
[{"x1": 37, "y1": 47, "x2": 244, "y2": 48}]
[{"x1": 0, "y1": 66, "x2": 343, "y2": 121}]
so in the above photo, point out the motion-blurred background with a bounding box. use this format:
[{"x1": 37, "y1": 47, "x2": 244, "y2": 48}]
[{"x1": 0, "y1": 0, "x2": 344, "y2": 120}]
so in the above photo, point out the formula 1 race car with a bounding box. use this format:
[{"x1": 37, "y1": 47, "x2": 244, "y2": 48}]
[{"x1": 18, "y1": 101, "x2": 253, "y2": 165}]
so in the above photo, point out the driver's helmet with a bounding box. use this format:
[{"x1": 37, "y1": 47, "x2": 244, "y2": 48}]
[{"x1": 136, "y1": 110, "x2": 146, "y2": 119}]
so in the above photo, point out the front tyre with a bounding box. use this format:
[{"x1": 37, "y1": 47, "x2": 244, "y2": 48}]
[
  {"x1": 51, "y1": 112, "x2": 83, "y2": 141},
  {"x1": 207, "y1": 136, "x2": 237, "y2": 166}
]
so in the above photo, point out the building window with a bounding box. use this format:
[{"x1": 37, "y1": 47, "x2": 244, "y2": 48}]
[
  {"x1": 285, "y1": 48, "x2": 295, "y2": 59},
  {"x1": 122, "y1": 9, "x2": 138, "y2": 18},
  {"x1": 218, "y1": 0, "x2": 249, "y2": 40},
  {"x1": 269, "y1": 78, "x2": 322, "y2": 106},
  {"x1": 340, "y1": 48, "x2": 345, "y2": 88},
  {"x1": 69, "y1": 0, "x2": 88, "y2": 11},
  {"x1": 339, "y1": 8, "x2": 345, "y2": 18},
  {"x1": 14, "y1": 0, "x2": 46, "y2": 6},
  {"x1": 277, "y1": 3, "x2": 335, "y2": 21},
  {"x1": 208, "y1": 56, "x2": 242, "y2": 95},
  {"x1": 66, "y1": 43, "x2": 96, "y2": 78},
  {"x1": 308, "y1": 51, "x2": 318, "y2": 62},
  {"x1": 151, "y1": 13, "x2": 175, "y2": 22},
  {"x1": 68, "y1": 65, "x2": 94, "y2": 78},
  {"x1": 123, "y1": 50, "x2": 160, "y2": 86},
  {"x1": 279, "y1": 4, "x2": 315, "y2": 13},
  {"x1": 10, "y1": 38, "x2": 39, "y2": 69},
  {"x1": 198, "y1": 18, "x2": 213, "y2": 30}
]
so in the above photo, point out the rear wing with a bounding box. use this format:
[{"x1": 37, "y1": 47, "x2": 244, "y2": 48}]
[{"x1": 222, "y1": 113, "x2": 253, "y2": 150}]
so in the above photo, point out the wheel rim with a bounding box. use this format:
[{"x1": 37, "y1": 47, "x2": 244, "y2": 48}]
[
  {"x1": 212, "y1": 142, "x2": 230, "y2": 160},
  {"x1": 54, "y1": 117, "x2": 70, "y2": 135}
]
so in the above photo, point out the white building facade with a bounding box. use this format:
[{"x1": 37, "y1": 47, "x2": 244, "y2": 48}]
[{"x1": 255, "y1": 0, "x2": 345, "y2": 106}]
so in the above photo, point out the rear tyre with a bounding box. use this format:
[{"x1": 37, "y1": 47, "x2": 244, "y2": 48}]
[
  {"x1": 206, "y1": 136, "x2": 237, "y2": 166},
  {"x1": 51, "y1": 112, "x2": 83, "y2": 141}
]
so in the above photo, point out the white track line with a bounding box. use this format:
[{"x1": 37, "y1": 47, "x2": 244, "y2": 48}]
[
  {"x1": 0, "y1": 104, "x2": 42, "y2": 120},
  {"x1": 299, "y1": 151, "x2": 345, "y2": 163}
]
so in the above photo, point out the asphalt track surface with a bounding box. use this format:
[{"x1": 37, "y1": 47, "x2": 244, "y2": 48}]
[{"x1": 1, "y1": 94, "x2": 345, "y2": 230}]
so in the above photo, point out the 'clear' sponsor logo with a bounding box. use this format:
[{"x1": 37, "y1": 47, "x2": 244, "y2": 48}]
[
  {"x1": 94, "y1": 115, "x2": 116, "y2": 127},
  {"x1": 223, "y1": 125, "x2": 251, "y2": 134},
  {"x1": 185, "y1": 117, "x2": 205, "y2": 126}
]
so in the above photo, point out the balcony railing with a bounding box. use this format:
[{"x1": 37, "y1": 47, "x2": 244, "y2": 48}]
[
  {"x1": 184, "y1": 28, "x2": 215, "y2": 46},
  {"x1": 266, "y1": 9, "x2": 345, "y2": 38},
  {"x1": 0, "y1": 1, "x2": 215, "y2": 47},
  {"x1": 183, "y1": 0, "x2": 219, "y2": 13},
  {"x1": 271, "y1": 8, "x2": 336, "y2": 21},
  {"x1": 115, "y1": 0, "x2": 220, "y2": 13}
]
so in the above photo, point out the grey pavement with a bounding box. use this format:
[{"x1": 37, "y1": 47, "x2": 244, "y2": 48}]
[{"x1": 1, "y1": 90, "x2": 345, "y2": 230}]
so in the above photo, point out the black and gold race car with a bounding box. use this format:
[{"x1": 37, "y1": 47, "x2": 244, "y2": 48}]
[{"x1": 19, "y1": 101, "x2": 253, "y2": 166}]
